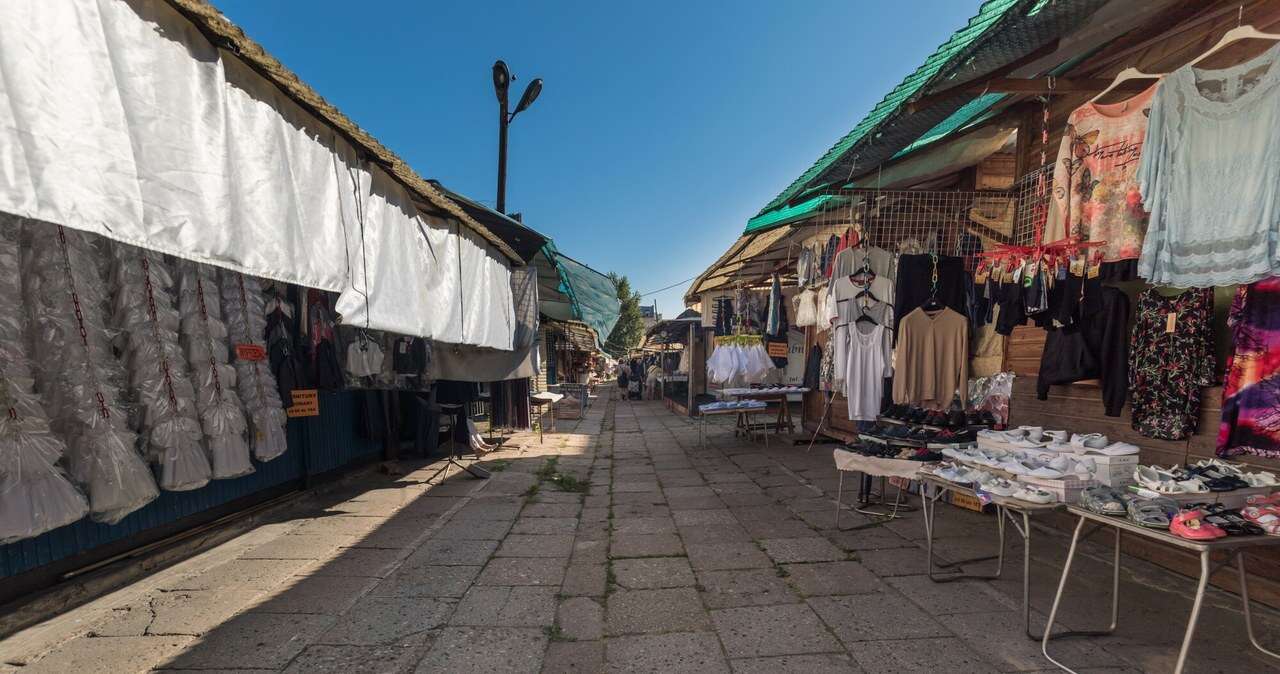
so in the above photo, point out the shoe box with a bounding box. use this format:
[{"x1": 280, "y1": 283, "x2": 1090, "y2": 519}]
[{"x1": 1091, "y1": 453, "x2": 1139, "y2": 488}]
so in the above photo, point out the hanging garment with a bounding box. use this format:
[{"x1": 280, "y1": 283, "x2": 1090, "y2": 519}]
[
  {"x1": 1217, "y1": 277, "x2": 1280, "y2": 459},
  {"x1": 843, "y1": 322, "x2": 893, "y2": 421},
  {"x1": 892, "y1": 307, "x2": 969, "y2": 409},
  {"x1": 831, "y1": 299, "x2": 892, "y2": 393},
  {"x1": 1036, "y1": 286, "x2": 1130, "y2": 416},
  {"x1": 1129, "y1": 288, "x2": 1215, "y2": 440},
  {"x1": 793, "y1": 289, "x2": 819, "y2": 327},
  {"x1": 893, "y1": 254, "x2": 968, "y2": 334},
  {"x1": 1045, "y1": 84, "x2": 1157, "y2": 261},
  {"x1": 826, "y1": 275, "x2": 895, "y2": 327},
  {"x1": 814, "y1": 285, "x2": 832, "y2": 332},
  {"x1": 1137, "y1": 43, "x2": 1280, "y2": 286}
]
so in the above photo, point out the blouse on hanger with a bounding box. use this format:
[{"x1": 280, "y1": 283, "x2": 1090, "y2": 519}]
[
  {"x1": 1045, "y1": 83, "x2": 1156, "y2": 262},
  {"x1": 1136, "y1": 42, "x2": 1280, "y2": 287}
]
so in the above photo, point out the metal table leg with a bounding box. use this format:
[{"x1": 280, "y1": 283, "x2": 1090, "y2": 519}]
[
  {"x1": 1006, "y1": 508, "x2": 1115, "y2": 642},
  {"x1": 1237, "y1": 552, "x2": 1280, "y2": 663},
  {"x1": 1042, "y1": 516, "x2": 1122, "y2": 673},
  {"x1": 923, "y1": 483, "x2": 1003, "y2": 583}
]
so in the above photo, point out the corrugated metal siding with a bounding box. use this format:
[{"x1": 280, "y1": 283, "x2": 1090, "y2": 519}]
[
  {"x1": 299, "y1": 391, "x2": 384, "y2": 475},
  {"x1": 0, "y1": 391, "x2": 380, "y2": 579}
]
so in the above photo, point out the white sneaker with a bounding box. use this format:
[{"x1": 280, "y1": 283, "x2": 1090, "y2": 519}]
[
  {"x1": 1030, "y1": 465, "x2": 1065, "y2": 479},
  {"x1": 980, "y1": 477, "x2": 1018, "y2": 497},
  {"x1": 1012, "y1": 486, "x2": 1055, "y2": 504},
  {"x1": 1017, "y1": 426, "x2": 1045, "y2": 442},
  {"x1": 1044, "y1": 430, "x2": 1069, "y2": 443},
  {"x1": 1086, "y1": 441, "x2": 1139, "y2": 456},
  {"x1": 999, "y1": 459, "x2": 1032, "y2": 475},
  {"x1": 1069, "y1": 433, "x2": 1109, "y2": 449}
]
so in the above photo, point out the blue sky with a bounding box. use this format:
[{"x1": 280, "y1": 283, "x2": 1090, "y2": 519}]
[{"x1": 215, "y1": 0, "x2": 978, "y2": 317}]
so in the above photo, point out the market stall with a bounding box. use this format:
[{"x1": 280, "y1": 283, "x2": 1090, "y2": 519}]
[{"x1": 689, "y1": 0, "x2": 1280, "y2": 669}]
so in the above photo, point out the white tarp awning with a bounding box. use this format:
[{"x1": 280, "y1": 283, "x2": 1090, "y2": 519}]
[{"x1": 0, "y1": 0, "x2": 514, "y2": 350}]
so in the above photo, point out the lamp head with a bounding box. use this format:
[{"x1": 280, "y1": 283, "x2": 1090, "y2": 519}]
[
  {"x1": 514, "y1": 78, "x2": 543, "y2": 115},
  {"x1": 492, "y1": 60, "x2": 510, "y2": 105}
]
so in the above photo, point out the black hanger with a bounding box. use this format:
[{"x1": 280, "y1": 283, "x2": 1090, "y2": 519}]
[
  {"x1": 921, "y1": 293, "x2": 944, "y2": 311},
  {"x1": 855, "y1": 311, "x2": 878, "y2": 326}
]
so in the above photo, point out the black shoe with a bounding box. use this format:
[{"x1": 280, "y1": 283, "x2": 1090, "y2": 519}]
[{"x1": 948, "y1": 409, "x2": 966, "y2": 428}]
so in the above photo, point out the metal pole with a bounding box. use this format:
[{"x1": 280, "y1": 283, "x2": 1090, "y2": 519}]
[{"x1": 497, "y1": 100, "x2": 509, "y2": 213}]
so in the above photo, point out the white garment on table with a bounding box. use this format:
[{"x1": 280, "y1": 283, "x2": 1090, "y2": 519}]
[
  {"x1": 347, "y1": 339, "x2": 384, "y2": 377},
  {"x1": 1137, "y1": 41, "x2": 1280, "y2": 286},
  {"x1": 793, "y1": 290, "x2": 819, "y2": 327},
  {"x1": 844, "y1": 322, "x2": 893, "y2": 421}
]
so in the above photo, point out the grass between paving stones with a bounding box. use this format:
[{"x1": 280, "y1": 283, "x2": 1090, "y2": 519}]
[
  {"x1": 485, "y1": 459, "x2": 511, "y2": 472},
  {"x1": 534, "y1": 456, "x2": 590, "y2": 494},
  {"x1": 544, "y1": 624, "x2": 573, "y2": 642}
]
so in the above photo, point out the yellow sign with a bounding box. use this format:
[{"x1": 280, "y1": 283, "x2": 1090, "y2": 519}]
[{"x1": 286, "y1": 389, "x2": 320, "y2": 418}]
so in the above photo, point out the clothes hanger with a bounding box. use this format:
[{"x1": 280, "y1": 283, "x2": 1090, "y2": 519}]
[
  {"x1": 1190, "y1": 24, "x2": 1280, "y2": 67},
  {"x1": 921, "y1": 253, "x2": 944, "y2": 312},
  {"x1": 1088, "y1": 67, "x2": 1163, "y2": 106}
]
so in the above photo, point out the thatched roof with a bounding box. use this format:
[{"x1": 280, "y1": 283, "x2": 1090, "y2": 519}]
[{"x1": 165, "y1": 0, "x2": 521, "y2": 263}]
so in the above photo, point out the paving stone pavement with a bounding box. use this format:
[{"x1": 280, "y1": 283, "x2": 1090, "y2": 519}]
[{"x1": 2, "y1": 399, "x2": 1279, "y2": 673}]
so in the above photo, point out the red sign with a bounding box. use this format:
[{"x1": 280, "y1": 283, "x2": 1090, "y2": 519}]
[{"x1": 235, "y1": 344, "x2": 267, "y2": 361}]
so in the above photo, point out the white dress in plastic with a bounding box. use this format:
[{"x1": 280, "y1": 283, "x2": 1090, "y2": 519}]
[
  {"x1": 219, "y1": 270, "x2": 288, "y2": 462},
  {"x1": 0, "y1": 218, "x2": 90, "y2": 542},
  {"x1": 177, "y1": 261, "x2": 253, "y2": 480},
  {"x1": 22, "y1": 223, "x2": 158, "y2": 525},
  {"x1": 111, "y1": 245, "x2": 212, "y2": 491}
]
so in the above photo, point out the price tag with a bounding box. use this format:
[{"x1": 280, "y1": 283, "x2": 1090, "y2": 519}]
[
  {"x1": 235, "y1": 344, "x2": 267, "y2": 361},
  {"x1": 1069, "y1": 256, "x2": 1085, "y2": 277},
  {"x1": 286, "y1": 389, "x2": 320, "y2": 417},
  {"x1": 1165, "y1": 312, "x2": 1177, "y2": 333}
]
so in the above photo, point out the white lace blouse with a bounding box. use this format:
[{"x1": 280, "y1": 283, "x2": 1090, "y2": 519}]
[{"x1": 1136, "y1": 42, "x2": 1280, "y2": 287}]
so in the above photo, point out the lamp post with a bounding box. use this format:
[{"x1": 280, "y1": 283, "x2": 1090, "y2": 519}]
[{"x1": 493, "y1": 60, "x2": 542, "y2": 214}]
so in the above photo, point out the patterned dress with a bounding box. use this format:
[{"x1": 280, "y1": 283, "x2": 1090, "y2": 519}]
[
  {"x1": 1217, "y1": 277, "x2": 1280, "y2": 459},
  {"x1": 1128, "y1": 288, "x2": 1215, "y2": 440}
]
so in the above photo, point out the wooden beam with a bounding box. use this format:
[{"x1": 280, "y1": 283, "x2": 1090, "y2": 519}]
[{"x1": 907, "y1": 41, "x2": 1059, "y2": 113}]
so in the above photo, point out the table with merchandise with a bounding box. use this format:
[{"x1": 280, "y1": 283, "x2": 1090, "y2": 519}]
[
  {"x1": 722, "y1": 386, "x2": 809, "y2": 435},
  {"x1": 1041, "y1": 503, "x2": 1280, "y2": 674},
  {"x1": 698, "y1": 400, "x2": 769, "y2": 448},
  {"x1": 917, "y1": 474, "x2": 1095, "y2": 641}
]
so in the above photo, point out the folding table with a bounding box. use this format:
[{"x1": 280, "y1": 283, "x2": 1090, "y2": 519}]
[{"x1": 1041, "y1": 505, "x2": 1280, "y2": 674}]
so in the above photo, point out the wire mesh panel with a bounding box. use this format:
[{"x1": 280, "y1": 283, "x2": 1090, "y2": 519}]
[{"x1": 794, "y1": 163, "x2": 1054, "y2": 259}]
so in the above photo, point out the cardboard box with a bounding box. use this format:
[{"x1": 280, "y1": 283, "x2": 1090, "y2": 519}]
[{"x1": 1090, "y1": 454, "x2": 1139, "y2": 488}]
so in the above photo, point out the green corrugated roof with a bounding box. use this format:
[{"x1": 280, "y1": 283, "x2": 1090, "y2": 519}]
[
  {"x1": 891, "y1": 93, "x2": 1007, "y2": 159},
  {"x1": 743, "y1": 194, "x2": 847, "y2": 232},
  {"x1": 749, "y1": 0, "x2": 1023, "y2": 230}
]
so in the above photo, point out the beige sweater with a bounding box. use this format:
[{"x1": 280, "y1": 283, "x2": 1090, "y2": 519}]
[{"x1": 892, "y1": 307, "x2": 968, "y2": 409}]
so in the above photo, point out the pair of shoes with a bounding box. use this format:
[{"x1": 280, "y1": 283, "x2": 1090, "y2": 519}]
[
  {"x1": 1011, "y1": 486, "x2": 1055, "y2": 504},
  {"x1": 1127, "y1": 497, "x2": 1179, "y2": 528},
  {"x1": 933, "y1": 428, "x2": 976, "y2": 444},
  {"x1": 1241, "y1": 503, "x2": 1280, "y2": 535},
  {"x1": 1192, "y1": 458, "x2": 1278, "y2": 488},
  {"x1": 1134, "y1": 466, "x2": 1208, "y2": 494},
  {"x1": 1080, "y1": 485, "x2": 1128, "y2": 516},
  {"x1": 978, "y1": 476, "x2": 1019, "y2": 497},
  {"x1": 1187, "y1": 503, "x2": 1267, "y2": 536},
  {"x1": 1171, "y1": 509, "x2": 1227, "y2": 540}
]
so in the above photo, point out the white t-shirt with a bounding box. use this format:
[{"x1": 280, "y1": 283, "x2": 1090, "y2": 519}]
[{"x1": 346, "y1": 340, "x2": 384, "y2": 377}]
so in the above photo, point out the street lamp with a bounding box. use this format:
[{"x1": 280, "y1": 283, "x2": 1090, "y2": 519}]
[{"x1": 493, "y1": 60, "x2": 542, "y2": 214}]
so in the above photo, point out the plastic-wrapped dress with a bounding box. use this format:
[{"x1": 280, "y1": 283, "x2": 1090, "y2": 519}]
[
  {"x1": 178, "y1": 261, "x2": 253, "y2": 479},
  {"x1": 0, "y1": 219, "x2": 90, "y2": 541},
  {"x1": 111, "y1": 245, "x2": 211, "y2": 491},
  {"x1": 219, "y1": 270, "x2": 288, "y2": 461},
  {"x1": 21, "y1": 223, "x2": 157, "y2": 524}
]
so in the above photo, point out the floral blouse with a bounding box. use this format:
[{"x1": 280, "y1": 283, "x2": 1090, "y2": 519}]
[
  {"x1": 1045, "y1": 83, "x2": 1156, "y2": 261},
  {"x1": 1128, "y1": 288, "x2": 1215, "y2": 440}
]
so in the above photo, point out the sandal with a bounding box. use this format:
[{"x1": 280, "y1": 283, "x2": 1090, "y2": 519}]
[
  {"x1": 1080, "y1": 485, "x2": 1127, "y2": 516},
  {"x1": 1199, "y1": 504, "x2": 1266, "y2": 536},
  {"x1": 1127, "y1": 497, "x2": 1179, "y2": 529},
  {"x1": 1241, "y1": 506, "x2": 1280, "y2": 536},
  {"x1": 1170, "y1": 509, "x2": 1227, "y2": 541}
]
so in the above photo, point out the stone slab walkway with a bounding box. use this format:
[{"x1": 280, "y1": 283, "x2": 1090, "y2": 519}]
[{"x1": 2, "y1": 399, "x2": 1278, "y2": 673}]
